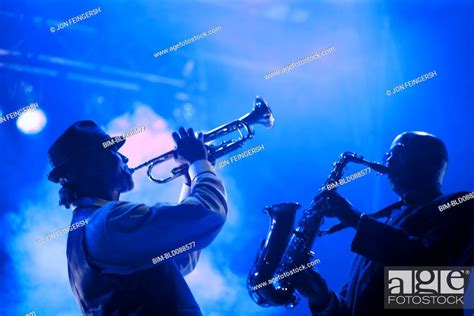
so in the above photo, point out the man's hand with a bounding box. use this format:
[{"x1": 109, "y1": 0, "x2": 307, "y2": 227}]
[
  {"x1": 172, "y1": 127, "x2": 208, "y2": 164},
  {"x1": 313, "y1": 191, "x2": 362, "y2": 228},
  {"x1": 295, "y1": 269, "x2": 332, "y2": 309}
]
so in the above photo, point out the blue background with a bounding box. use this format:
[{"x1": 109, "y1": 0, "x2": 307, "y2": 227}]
[{"x1": 0, "y1": 0, "x2": 473, "y2": 315}]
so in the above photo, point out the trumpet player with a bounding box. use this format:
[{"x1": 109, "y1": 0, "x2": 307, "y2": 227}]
[
  {"x1": 47, "y1": 121, "x2": 227, "y2": 315},
  {"x1": 295, "y1": 131, "x2": 474, "y2": 316}
]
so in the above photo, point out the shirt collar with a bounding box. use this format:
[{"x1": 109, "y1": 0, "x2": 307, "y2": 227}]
[{"x1": 73, "y1": 197, "x2": 110, "y2": 210}]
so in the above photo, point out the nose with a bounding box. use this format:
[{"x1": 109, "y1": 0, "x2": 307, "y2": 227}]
[
  {"x1": 383, "y1": 152, "x2": 391, "y2": 166},
  {"x1": 118, "y1": 153, "x2": 129, "y2": 164}
]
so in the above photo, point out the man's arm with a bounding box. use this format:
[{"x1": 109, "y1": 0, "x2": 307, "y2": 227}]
[
  {"x1": 174, "y1": 175, "x2": 201, "y2": 276},
  {"x1": 296, "y1": 269, "x2": 351, "y2": 316},
  {"x1": 351, "y1": 199, "x2": 474, "y2": 266},
  {"x1": 85, "y1": 159, "x2": 227, "y2": 274},
  {"x1": 309, "y1": 287, "x2": 350, "y2": 316},
  {"x1": 320, "y1": 191, "x2": 474, "y2": 266},
  {"x1": 174, "y1": 249, "x2": 201, "y2": 276}
]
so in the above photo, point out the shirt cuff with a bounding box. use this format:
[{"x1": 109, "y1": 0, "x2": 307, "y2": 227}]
[
  {"x1": 188, "y1": 159, "x2": 214, "y2": 182},
  {"x1": 351, "y1": 215, "x2": 385, "y2": 256},
  {"x1": 178, "y1": 183, "x2": 191, "y2": 203},
  {"x1": 309, "y1": 291, "x2": 337, "y2": 315}
]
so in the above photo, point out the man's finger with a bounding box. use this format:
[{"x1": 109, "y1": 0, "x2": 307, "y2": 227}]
[
  {"x1": 326, "y1": 190, "x2": 339, "y2": 199},
  {"x1": 172, "y1": 132, "x2": 180, "y2": 143},
  {"x1": 187, "y1": 128, "x2": 195, "y2": 139},
  {"x1": 306, "y1": 268, "x2": 323, "y2": 280},
  {"x1": 312, "y1": 194, "x2": 326, "y2": 204},
  {"x1": 329, "y1": 191, "x2": 345, "y2": 203},
  {"x1": 179, "y1": 127, "x2": 187, "y2": 138}
]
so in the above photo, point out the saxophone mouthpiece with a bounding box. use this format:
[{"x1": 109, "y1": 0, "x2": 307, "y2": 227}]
[{"x1": 369, "y1": 162, "x2": 390, "y2": 174}]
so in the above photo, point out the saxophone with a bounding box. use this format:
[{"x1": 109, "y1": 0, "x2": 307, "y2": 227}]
[{"x1": 247, "y1": 152, "x2": 392, "y2": 307}]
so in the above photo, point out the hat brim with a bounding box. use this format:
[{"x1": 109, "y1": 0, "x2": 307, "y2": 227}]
[
  {"x1": 110, "y1": 137, "x2": 126, "y2": 151},
  {"x1": 48, "y1": 164, "x2": 68, "y2": 183}
]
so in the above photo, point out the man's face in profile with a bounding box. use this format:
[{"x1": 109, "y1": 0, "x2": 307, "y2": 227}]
[
  {"x1": 110, "y1": 151, "x2": 134, "y2": 193},
  {"x1": 384, "y1": 135, "x2": 414, "y2": 197},
  {"x1": 383, "y1": 132, "x2": 446, "y2": 199}
]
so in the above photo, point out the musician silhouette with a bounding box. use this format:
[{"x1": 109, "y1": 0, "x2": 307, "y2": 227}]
[
  {"x1": 295, "y1": 131, "x2": 474, "y2": 316},
  {"x1": 47, "y1": 121, "x2": 227, "y2": 315}
]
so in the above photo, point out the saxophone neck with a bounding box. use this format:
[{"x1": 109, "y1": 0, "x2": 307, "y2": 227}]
[{"x1": 323, "y1": 151, "x2": 388, "y2": 190}]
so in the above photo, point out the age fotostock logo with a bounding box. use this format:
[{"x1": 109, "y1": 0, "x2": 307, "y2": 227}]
[{"x1": 384, "y1": 267, "x2": 470, "y2": 309}]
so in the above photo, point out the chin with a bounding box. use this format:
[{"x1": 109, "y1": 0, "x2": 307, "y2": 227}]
[
  {"x1": 119, "y1": 174, "x2": 134, "y2": 193},
  {"x1": 392, "y1": 187, "x2": 405, "y2": 198},
  {"x1": 125, "y1": 177, "x2": 134, "y2": 192},
  {"x1": 389, "y1": 178, "x2": 405, "y2": 197}
]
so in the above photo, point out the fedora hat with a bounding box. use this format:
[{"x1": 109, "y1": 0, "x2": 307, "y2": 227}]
[{"x1": 48, "y1": 120, "x2": 125, "y2": 183}]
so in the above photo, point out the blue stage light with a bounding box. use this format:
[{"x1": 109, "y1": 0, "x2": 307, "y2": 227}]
[{"x1": 16, "y1": 106, "x2": 47, "y2": 134}]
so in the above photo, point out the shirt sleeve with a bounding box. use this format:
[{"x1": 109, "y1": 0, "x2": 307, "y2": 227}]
[
  {"x1": 178, "y1": 182, "x2": 191, "y2": 203},
  {"x1": 85, "y1": 159, "x2": 227, "y2": 274},
  {"x1": 309, "y1": 285, "x2": 350, "y2": 316},
  {"x1": 175, "y1": 181, "x2": 201, "y2": 276},
  {"x1": 174, "y1": 250, "x2": 201, "y2": 276},
  {"x1": 351, "y1": 198, "x2": 474, "y2": 266}
]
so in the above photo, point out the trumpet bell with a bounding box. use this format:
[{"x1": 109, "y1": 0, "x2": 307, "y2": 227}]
[{"x1": 240, "y1": 96, "x2": 275, "y2": 129}]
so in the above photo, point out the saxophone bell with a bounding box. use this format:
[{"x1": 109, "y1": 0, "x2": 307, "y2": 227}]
[{"x1": 247, "y1": 202, "x2": 301, "y2": 307}]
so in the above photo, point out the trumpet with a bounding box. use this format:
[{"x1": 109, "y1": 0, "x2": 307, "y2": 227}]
[{"x1": 130, "y1": 96, "x2": 275, "y2": 183}]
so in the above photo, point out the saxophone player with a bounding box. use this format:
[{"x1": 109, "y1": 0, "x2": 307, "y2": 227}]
[
  {"x1": 295, "y1": 131, "x2": 474, "y2": 316},
  {"x1": 47, "y1": 121, "x2": 227, "y2": 315}
]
